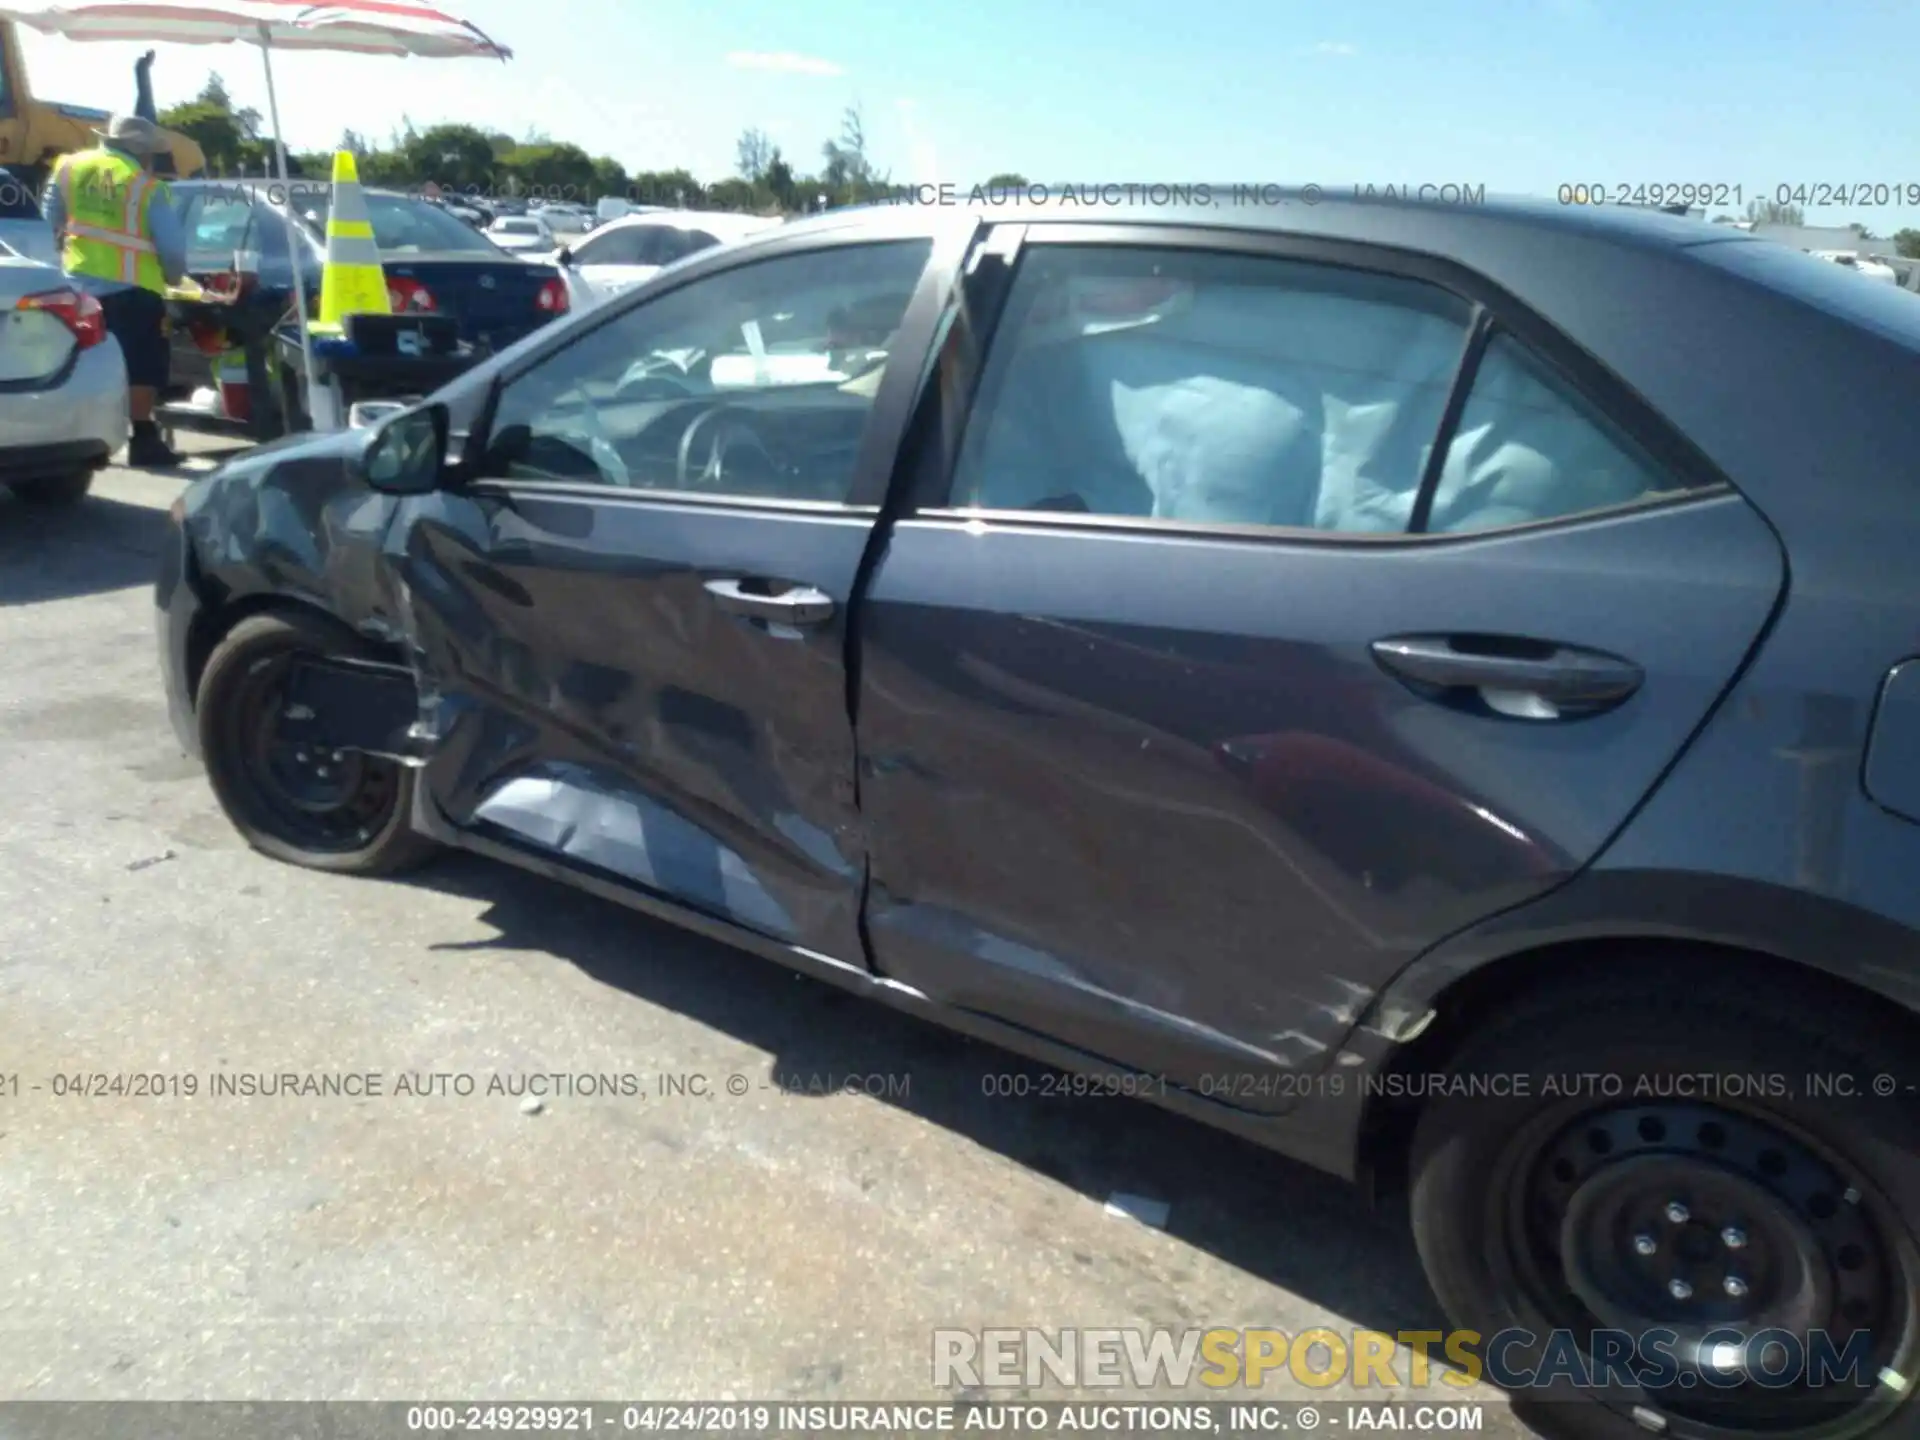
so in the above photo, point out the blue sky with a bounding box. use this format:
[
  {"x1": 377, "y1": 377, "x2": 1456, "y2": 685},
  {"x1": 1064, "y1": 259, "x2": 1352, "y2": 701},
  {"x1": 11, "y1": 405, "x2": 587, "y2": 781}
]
[{"x1": 17, "y1": 0, "x2": 1920, "y2": 230}]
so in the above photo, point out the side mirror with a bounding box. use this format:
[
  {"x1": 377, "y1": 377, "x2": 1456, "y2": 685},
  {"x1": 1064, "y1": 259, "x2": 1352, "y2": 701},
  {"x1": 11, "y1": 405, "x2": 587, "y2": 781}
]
[
  {"x1": 555, "y1": 246, "x2": 574, "y2": 267},
  {"x1": 361, "y1": 403, "x2": 448, "y2": 495}
]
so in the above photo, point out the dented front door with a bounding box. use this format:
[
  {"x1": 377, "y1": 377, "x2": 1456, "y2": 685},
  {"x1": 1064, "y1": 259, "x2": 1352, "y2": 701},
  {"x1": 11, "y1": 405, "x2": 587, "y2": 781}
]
[{"x1": 386, "y1": 222, "x2": 967, "y2": 965}]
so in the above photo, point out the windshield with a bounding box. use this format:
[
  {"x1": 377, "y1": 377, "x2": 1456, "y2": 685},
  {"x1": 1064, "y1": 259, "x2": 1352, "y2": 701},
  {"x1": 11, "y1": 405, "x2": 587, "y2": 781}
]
[{"x1": 293, "y1": 190, "x2": 503, "y2": 255}]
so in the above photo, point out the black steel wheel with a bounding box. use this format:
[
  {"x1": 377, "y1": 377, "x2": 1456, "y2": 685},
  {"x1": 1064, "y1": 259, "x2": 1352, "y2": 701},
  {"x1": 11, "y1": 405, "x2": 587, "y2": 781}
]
[
  {"x1": 196, "y1": 611, "x2": 437, "y2": 874},
  {"x1": 1410, "y1": 960, "x2": 1920, "y2": 1440}
]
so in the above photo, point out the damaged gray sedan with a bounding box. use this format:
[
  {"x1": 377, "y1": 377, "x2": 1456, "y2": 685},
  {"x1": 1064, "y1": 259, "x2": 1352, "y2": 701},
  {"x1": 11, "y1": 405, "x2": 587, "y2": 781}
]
[{"x1": 156, "y1": 194, "x2": 1920, "y2": 1440}]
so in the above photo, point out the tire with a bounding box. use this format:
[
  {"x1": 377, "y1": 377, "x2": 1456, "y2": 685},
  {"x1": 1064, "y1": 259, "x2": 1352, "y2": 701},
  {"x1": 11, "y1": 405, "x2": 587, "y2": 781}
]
[
  {"x1": 9, "y1": 469, "x2": 94, "y2": 505},
  {"x1": 196, "y1": 610, "x2": 438, "y2": 875},
  {"x1": 1409, "y1": 961, "x2": 1920, "y2": 1440}
]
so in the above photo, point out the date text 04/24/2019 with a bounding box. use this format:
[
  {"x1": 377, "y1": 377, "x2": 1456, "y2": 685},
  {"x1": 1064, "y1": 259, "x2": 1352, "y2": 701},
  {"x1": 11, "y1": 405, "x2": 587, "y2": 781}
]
[
  {"x1": 1559, "y1": 182, "x2": 1920, "y2": 208},
  {"x1": 399, "y1": 1401, "x2": 1488, "y2": 1433}
]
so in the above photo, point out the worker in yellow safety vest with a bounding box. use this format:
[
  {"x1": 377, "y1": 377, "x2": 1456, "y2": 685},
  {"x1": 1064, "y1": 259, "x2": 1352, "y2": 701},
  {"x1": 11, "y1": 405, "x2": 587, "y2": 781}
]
[{"x1": 41, "y1": 113, "x2": 190, "y2": 467}]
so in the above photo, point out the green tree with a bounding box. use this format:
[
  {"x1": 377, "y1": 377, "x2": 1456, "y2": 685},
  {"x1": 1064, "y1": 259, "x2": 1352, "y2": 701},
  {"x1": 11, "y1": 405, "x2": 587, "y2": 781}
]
[
  {"x1": 157, "y1": 100, "x2": 246, "y2": 173},
  {"x1": 503, "y1": 141, "x2": 598, "y2": 197},
  {"x1": 628, "y1": 167, "x2": 704, "y2": 207},
  {"x1": 982, "y1": 172, "x2": 1029, "y2": 189},
  {"x1": 587, "y1": 156, "x2": 633, "y2": 204},
  {"x1": 820, "y1": 104, "x2": 886, "y2": 205},
  {"x1": 591, "y1": 156, "x2": 629, "y2": 203},
  {"x1": 359, "y1": 149, "x2": 413, "y2": 186},
  {"x1": 402, "y1": 123, "x2": 498, "y2": 190},
  {"x1": 1894, "y1": 229, "x2": 1920, "y2": 259},
  {"x1": 765, "y1": 151, "x2": 797, "y2": 211},
  {"x1": 196, "y1": 74, "x2": 262, "y2": 140},
  {"x1": 1746, "y1": 197, "x2": 1805, "y2": 227},
  {"x1": 707, "y1": 177, "x2": 756, "y2": 212},
  {"x1": 736, "y1": 126, "x2": 774, "y2": 182}
]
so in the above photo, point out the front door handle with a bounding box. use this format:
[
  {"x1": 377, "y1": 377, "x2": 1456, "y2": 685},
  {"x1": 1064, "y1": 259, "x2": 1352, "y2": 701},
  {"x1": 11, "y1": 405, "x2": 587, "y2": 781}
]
[
  {"x1": 1371, "y1": 635, "x2": 1643, "y2": 718},
  {"x1": 703, "y1": 578, "x2": 835, "y2": 625}
]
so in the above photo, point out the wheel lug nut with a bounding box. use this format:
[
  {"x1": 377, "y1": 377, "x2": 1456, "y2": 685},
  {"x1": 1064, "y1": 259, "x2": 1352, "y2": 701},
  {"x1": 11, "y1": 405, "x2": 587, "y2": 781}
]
[
  {"x1": 1633, "y1": 1234, "x2": 1659, "y2": 1256},
  {"x1": 1724, "y1": 1276, "x2": 1749, "y2": 1299},
  {"x1": 1669, "y1": 1279, "x2": 1693, "y2": 1301},
  {"x1": 1665, "y1": 1201, "x2": 1690, "y2": 1224},
  {"x1": 1721, "y1": 1226, "x2": 1748, "y2": 1250}
]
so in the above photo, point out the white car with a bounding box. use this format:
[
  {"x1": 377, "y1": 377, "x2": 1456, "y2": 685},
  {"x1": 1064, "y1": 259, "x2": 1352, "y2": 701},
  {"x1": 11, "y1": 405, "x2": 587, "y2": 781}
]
[
  {"x1": 487, "y1": 214, "x2": 558, "y2": 255},
  {"x1": 0, "y1": 253, "x2": 128, "y2": 505},
  {"x1": 538, "y1": 203, "x2": 594, "y2": 237},
  {"x1": 554, "y1": 210, "x2": 784, "y2": 309},
  {"x1": 1810, "y1": 250, "x2": 1900, "y2": 284}
]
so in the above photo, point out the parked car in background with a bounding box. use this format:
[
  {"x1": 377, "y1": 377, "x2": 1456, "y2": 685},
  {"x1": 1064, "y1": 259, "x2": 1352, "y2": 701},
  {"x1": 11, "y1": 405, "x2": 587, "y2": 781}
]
[
  {"x1": 440, "y1": 197, "x2": 492, "y2": 229},
  {"x1": 0, "y1": 164, "x2": 58, "y2": 267},
  {"x1": 595, "y1": 197, "x2": 669, "y2": 225},
  {"x1": 163, "y1": 180, "x2": 570, "y2": 401},
  {"x1": 536, "y1": 202, "x2": 594, "y2": 237},
  {"x1": 486, "y1": 213, "x2": 555, "y2": 254},
  {"x1": 1810, "y1": 249, "x2": 1900, "y2": 284},
  {"x1": 0, "y1": 250, "x2": 126, "y2": 504},
  {"x1": 554, "y1": 209, "x2": 783, "y2": 308},
  {"x1": 156, "y1": 194, "x2": 1920, "y2": 1440}
]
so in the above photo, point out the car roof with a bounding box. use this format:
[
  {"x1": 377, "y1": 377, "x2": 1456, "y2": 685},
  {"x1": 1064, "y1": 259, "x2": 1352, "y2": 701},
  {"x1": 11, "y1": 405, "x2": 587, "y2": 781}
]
[
  {"x1": 743, "y1": 187, "x2": 1920, "y2": 348},
  {"x1": 598, "y1": 208, "x2": 779, "y2": 237},
  {"x1": 773, "y1": 188, "x2": 1737, "y2": 251}
]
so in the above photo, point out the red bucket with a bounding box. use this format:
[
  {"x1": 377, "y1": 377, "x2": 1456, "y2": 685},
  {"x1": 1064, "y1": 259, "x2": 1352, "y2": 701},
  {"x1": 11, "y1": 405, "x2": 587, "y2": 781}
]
[{"x1": 213, "y1": 354, "x2": 251, "y2": 423}]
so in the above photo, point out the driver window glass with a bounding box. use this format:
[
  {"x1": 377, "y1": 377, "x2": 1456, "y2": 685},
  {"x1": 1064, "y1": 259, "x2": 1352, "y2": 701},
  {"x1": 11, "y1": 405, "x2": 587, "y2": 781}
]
[
  {"x1": 628, "y1": 227, "x2": 689, "y2": 266},
  {"x1": 185, "y1": 194, "x2": 295, "y2": 278},
  {"x1": 581, "y1": 227, "x2": 648, "y2": 266},
  {"x1": 481, "y1": 239, "x2": 932, "y2": 501}
]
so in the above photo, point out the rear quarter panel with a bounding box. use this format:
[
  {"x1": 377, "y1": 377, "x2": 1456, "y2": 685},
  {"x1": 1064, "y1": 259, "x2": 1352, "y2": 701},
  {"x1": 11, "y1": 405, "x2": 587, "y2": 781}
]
[{"x1": 1359, "y1": 242, "x2": 1920, "y2": 1026}]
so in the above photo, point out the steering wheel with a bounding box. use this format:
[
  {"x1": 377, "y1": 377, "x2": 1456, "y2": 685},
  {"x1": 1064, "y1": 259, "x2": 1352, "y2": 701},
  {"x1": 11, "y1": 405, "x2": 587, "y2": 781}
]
[{"x1": 676, "y1": 405, "x2": 782, "y2": 492}]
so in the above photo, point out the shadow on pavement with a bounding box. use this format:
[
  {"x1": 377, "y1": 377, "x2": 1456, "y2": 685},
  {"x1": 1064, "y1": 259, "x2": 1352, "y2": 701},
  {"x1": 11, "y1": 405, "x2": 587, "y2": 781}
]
[
  {"x1": 407, "y1": 849, "x2": 1450, "y2": 1341},
  {"x1": 0, "y1": 489, "x2": 172, "y2": 606}
]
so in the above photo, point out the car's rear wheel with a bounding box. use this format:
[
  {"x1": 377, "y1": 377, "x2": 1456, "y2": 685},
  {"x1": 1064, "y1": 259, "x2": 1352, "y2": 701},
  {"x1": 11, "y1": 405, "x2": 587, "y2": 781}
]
[
  {"x1": 196, "y1": 611, "x2": 437, "y2": 875},
  {"x1": 9, "y1": 470, "x2": 94, "y2": 505},
  {"x1": 1409, "y1": 963, "x2": 1919, "y2": 1440}
]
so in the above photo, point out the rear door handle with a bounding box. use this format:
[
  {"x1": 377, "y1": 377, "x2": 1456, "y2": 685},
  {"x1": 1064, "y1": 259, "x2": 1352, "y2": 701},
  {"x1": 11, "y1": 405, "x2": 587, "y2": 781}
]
[
  {"x1": 1371, "y1": 636, "x2": 1643, "y2": 718},
  {"x1": 703, "y1": 578, "x2": 835, "y2": 626}
]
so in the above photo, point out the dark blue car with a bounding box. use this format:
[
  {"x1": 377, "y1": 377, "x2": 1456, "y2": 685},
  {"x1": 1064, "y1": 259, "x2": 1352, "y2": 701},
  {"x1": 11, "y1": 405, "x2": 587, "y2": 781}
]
[
  {"x1": 155, "y1": 193, "x2": 1920, "y2": 1440},
  {"x1": 165, "y1": 179, "x2": 570, "y2": 403}
]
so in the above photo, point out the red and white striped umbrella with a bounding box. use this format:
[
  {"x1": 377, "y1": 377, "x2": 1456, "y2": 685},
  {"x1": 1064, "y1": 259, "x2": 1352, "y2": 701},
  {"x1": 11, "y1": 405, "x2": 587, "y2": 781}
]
[
  {"x1": 0, "y1": 0, "x2": 509, "y2": 57},
  {"x1": 0, "y1": 0, "x2": 511, "y2": 431}
]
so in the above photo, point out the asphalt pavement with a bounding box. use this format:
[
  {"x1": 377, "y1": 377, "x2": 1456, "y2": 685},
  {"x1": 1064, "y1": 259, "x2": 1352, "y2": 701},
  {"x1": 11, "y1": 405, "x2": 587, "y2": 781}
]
[{"x1": 0, "y1": 444, "x2": 1535, "y2": 1433}]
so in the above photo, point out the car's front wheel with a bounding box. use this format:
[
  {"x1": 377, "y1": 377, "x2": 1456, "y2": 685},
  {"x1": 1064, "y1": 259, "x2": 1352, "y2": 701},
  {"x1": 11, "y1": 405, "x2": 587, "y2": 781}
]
[
  {"x1": 1410, "y1": 962, "x2": 1919, "y2": 1440},
  {"x1": 196, "y1": 611, "x2": 437, "y2": 875},
  {"x1": 9, "y1": 470, "x2": 94, "y2": 505}
]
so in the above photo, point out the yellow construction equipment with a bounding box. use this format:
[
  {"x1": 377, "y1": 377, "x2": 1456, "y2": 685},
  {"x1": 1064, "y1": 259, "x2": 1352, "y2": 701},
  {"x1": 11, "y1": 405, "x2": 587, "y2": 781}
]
[{"x1": 0, "y1": 23, "x2": 206, "y2": 184}]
